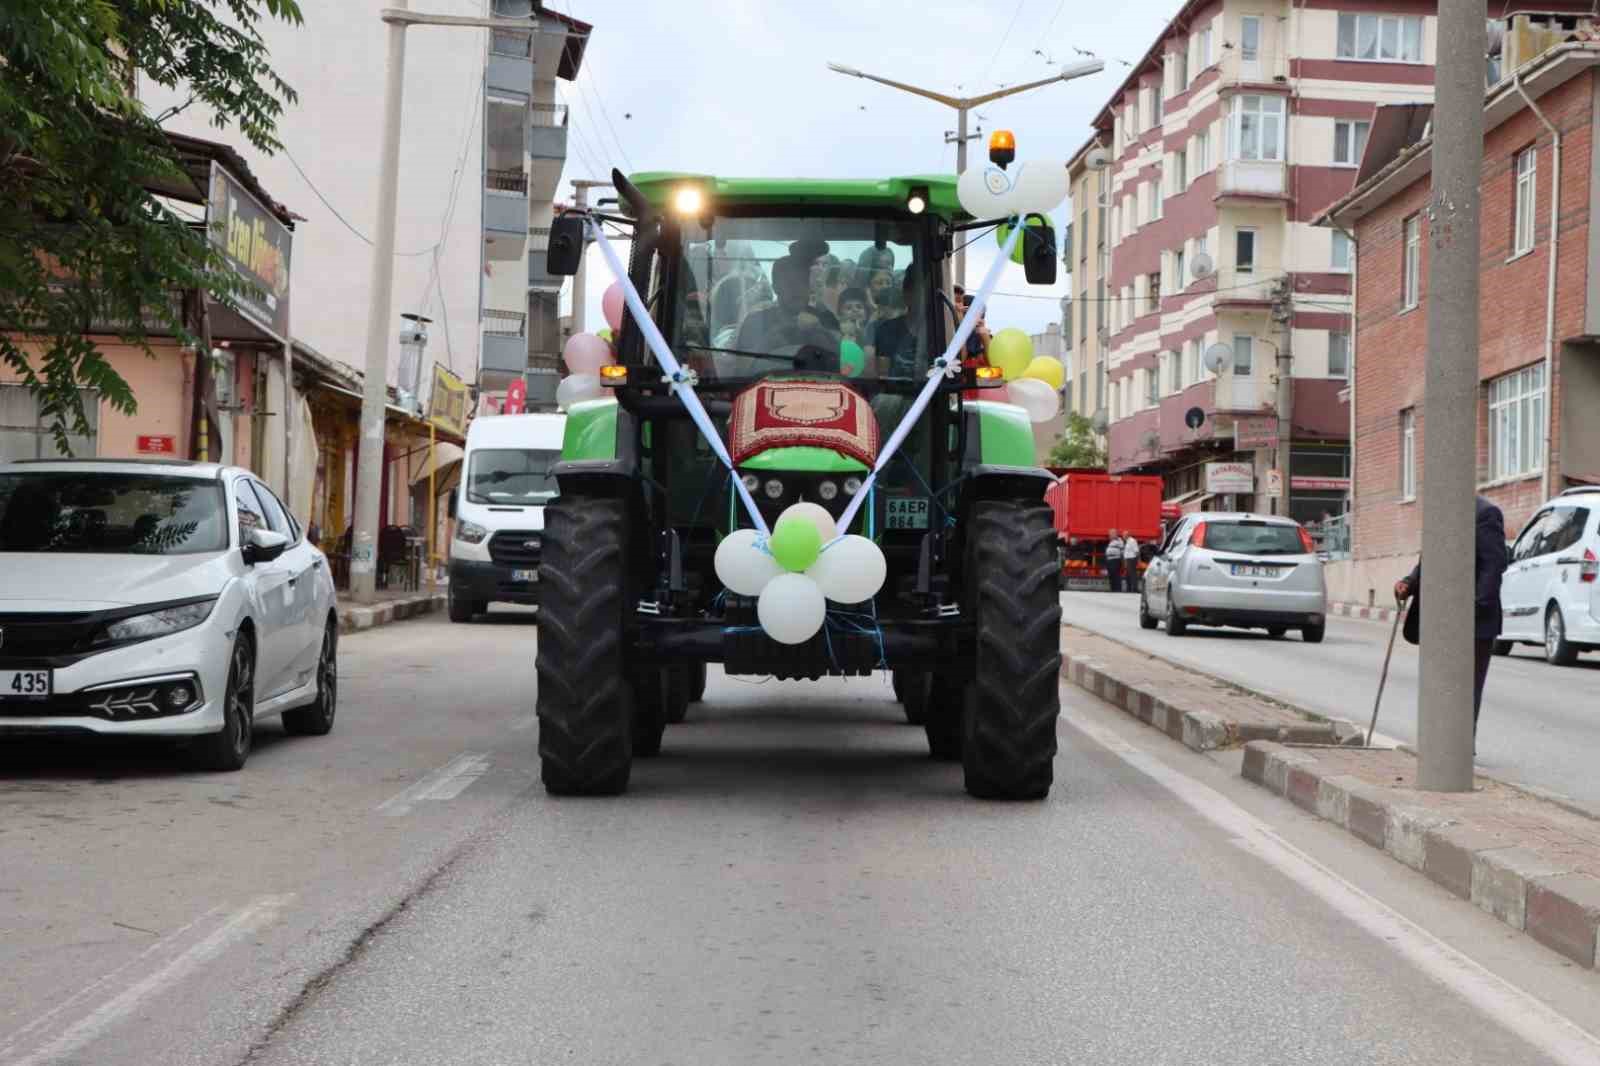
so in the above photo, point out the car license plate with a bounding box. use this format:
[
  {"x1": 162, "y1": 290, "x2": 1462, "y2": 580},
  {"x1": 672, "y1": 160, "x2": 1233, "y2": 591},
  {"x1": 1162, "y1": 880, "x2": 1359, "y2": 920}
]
[
  {"x1": 511, "y1": 569, "x2": 539, "y2": 583},
  {"x1": 1, "y1": 670, "x2": 51, "y2": 700},
  {"x1": 1230, "y1": 564, "x2": 1277, "y2": 578},
  {"x1": 886, "y1": 497, "x2": 931, "y2": 530}
]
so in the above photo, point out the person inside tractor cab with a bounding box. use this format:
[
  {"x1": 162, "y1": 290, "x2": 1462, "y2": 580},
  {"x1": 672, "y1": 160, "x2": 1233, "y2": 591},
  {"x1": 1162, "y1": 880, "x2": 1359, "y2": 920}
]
[
  {"x1": 734, "y1": 251, "x2": 841, "y2": 358},
  {"x1": 871, "y1": 270, "x2": 929, "y2": 380}
]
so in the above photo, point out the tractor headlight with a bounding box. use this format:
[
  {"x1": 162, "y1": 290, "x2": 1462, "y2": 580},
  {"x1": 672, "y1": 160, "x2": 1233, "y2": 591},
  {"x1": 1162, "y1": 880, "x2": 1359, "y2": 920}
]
[
  {"x1": 817, "y1": 480, "x2": 839, "y2": 501},
  {"x1": 763, "y1": 478, "x2": 785, "y2": 500},
  {"x1": 741, "y1": 473, "x2": 761, "y2": 494},
  {"x1": 843, "y1": 477, "x2": 863, "y2": 496},
  {"x1": 673, "y1": 185, "x2": 706, "y2": 216}
]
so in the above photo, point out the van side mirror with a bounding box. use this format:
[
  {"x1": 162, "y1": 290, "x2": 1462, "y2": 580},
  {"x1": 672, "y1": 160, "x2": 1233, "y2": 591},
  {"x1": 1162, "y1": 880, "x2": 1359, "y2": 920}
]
[
  {"x1": 1023, "y1": 218, "x2": 1057, "y2": 286},
  {"x1": 242, "y1": 528, "x2": 289, "y2": 565},
  {"x1": 547, "y1": 215, "x2": 587, "y2": 276}
]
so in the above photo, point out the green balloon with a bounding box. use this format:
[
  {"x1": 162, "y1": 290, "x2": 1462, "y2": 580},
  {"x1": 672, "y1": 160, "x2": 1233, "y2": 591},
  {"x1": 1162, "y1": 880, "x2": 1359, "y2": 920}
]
[
  {"x1": 840, "y1": 339, "x2": 866, "y2": 378},
  {"x1": 597, "y1": 327, "x2": 614, "y2": 342},
  {"x1": 769, "y1": 513, "x2": 822, "y2": 573},
  {"x1": 998, "y1": 213, "x2": 1051, "y2": 265}
]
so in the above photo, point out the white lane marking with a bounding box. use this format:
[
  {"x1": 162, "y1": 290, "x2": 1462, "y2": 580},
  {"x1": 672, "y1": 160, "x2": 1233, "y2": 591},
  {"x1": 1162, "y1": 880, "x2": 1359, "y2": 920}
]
[
  {"x1": 1, "y1": 896, "x2": 292, "y2": 1066},
  {"x1": 376, "y1": 753, "x2": 491, "y2": 816},
  {"x1": 1060, "y1": 705, "x2": 1600, "y2": 1066}
]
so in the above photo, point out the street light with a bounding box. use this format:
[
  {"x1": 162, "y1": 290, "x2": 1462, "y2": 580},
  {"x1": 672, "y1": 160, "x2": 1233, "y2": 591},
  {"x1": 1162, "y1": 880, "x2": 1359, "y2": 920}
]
[{"x1": 825, "y1": 58, "x2": 1104, "y2": 287}]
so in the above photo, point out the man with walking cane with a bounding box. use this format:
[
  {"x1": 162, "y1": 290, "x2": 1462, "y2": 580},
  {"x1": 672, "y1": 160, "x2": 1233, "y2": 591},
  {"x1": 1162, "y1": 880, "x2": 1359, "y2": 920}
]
[{"x1": 1391, "y1": 495, "x2": 1510, "y2": 743}]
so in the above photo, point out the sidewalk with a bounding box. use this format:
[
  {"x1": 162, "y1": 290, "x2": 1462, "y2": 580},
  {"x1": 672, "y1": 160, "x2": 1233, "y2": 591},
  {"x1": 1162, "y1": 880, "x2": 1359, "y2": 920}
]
[
  {"x1": 1244, "y1": 742, "x2": 1600, "y2": 969},
  {"x1": 1059, "y1": 625, "x2": 1358, "y2": 752},
  {"x1": 336, "y1": 587, "x2": 447, "y2": 634},
  {"x1": 1329, "y1": 601, "x2": 1402, "y2": 624}
]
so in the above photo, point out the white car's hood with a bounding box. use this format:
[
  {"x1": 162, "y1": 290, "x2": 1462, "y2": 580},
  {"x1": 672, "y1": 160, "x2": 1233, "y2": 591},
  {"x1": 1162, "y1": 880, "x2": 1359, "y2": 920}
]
[{"x1": 0, "y1": 552, "x2": 235, "y2": 612}]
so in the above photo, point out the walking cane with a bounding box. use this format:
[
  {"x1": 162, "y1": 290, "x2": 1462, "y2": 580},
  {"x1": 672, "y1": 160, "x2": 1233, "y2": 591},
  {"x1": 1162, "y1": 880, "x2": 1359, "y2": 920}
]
[{"x1": 1367, "y1": 599, "x2": 1404, "y2": 747}]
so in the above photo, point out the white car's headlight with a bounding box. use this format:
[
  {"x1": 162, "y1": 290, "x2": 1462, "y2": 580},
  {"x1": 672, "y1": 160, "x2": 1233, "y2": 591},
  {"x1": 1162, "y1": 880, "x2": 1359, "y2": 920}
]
[
  {"x1": 456, "y1": 519, "x2": 489, "y2": 544},
  {"x1": 103, "y1": 599, "x2": 217, "y2": 643}
]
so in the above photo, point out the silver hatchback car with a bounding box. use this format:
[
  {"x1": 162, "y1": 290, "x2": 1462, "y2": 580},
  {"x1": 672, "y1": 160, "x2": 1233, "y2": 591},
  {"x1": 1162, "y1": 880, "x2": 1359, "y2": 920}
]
[{"x1": 1139, "y1": 512, "x2": 1328, "y2": 642}]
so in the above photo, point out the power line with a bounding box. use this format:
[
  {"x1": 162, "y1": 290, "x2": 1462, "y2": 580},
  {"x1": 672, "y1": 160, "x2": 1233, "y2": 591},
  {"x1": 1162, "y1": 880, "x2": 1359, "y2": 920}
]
[
  {"x1": 548, "y1": 0, "x2": 635, "y2": 171},
  {"x1": 282, "y1": 147, "x2": 441, "y2": 257},
  {"x1": 984, "y1": 0, "x2": 1029, "y2": 82}
]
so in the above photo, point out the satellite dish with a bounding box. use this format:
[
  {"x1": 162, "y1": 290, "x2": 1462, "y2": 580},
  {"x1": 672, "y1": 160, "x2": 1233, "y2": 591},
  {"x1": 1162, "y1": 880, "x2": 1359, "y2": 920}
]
[
  {"x1": 1090, "y1": 408, "x2": 1108, "y2": 434},
  {"x1": 1191, "y1": 252, "x2": 1215, "y2": 281},
  {"x1": 1203, "y1": 342, "x2": 1232, "y2": 374},
  {"x1": 1086, "y1": 146, "x2": 1111, "y2": 170},
  {"x1": 1139, "y1": 430, "x2": 1161, "y2": 453},
  {"x1": 1184, "y1": 406, "x2": 1206, "y2": 430}
]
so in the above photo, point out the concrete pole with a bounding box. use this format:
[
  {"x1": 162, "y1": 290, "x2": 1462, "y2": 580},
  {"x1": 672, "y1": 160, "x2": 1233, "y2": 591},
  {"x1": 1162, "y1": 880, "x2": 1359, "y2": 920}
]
[
  {"x1": 1274, "y1": 286, "x2": 1294, "y2": 518},
  {"x1": 569, "y1": 179, "x2": 612, "y2": 336},
  {"x1": 954, "y1": 106, "x2": 968, "y2": 290},
  {"x1": 351, "y1": 2, "x2": 410, "y2": 603},
  {"x1": 1417, "y1": 1, "x2": 1484, "y2": 793}
]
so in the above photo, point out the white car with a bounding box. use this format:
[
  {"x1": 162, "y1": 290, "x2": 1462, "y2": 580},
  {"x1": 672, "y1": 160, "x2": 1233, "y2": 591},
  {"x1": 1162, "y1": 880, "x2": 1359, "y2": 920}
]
[
  {"x1": 1497, "y1": 486, "x2": 1600, "y2": 664},
  {"x1": 0, "y1": 459, "x2": 338, "y2": 769}
]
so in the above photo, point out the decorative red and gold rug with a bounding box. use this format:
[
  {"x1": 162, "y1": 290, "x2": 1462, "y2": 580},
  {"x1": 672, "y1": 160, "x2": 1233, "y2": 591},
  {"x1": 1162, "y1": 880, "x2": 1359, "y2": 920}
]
[{"x1": 729, "y1": 378, "x2": 879, "y2": 469}]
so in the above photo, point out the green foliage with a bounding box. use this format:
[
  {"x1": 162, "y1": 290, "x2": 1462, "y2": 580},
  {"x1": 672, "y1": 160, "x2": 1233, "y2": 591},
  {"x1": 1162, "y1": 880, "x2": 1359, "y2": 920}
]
[
  {"x1": 0, "y1": 0, "x2": 302, "y2": 454},
  {"x1": 1046, "y1": 412, "x2": 1107, "y2": 470}
]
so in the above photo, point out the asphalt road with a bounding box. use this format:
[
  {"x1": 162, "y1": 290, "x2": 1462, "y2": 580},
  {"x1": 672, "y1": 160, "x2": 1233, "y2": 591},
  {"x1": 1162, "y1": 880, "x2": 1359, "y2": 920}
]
[
  {"x1": 1060, "y1": 589, "x2": 1600, "y2": 812},
  {"x1": 2, "y1": 607, "x2": 1598, "y2": 1065}
]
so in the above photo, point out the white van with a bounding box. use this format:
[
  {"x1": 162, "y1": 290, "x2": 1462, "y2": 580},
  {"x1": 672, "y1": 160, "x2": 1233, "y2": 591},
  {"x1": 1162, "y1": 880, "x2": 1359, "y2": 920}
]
[
  {"x1": 1497, "y1": 486, "x2": 1600, "y2": 664},
  {"x1": 448, "y1": 412, "x2": 566, "y2": 622}
]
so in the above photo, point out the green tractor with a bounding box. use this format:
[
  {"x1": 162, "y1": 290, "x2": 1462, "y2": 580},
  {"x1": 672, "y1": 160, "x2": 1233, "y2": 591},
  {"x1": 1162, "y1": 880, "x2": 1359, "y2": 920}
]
[{"x1": 538, "y1": 166, "x2": 1063, "y2": 799}]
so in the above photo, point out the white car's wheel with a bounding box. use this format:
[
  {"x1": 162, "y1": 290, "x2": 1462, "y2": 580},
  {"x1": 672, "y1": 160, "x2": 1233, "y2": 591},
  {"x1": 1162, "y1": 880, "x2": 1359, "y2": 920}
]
[
  {"x1": 283, "y1": 622, "x2": 337, "y2": 736},
  {"x1": 1545, "y1": 605, "x2": 1579, "y2": 666},
  {"x1": 189, "y1": 634, "x2": 254, "y2": 772}
]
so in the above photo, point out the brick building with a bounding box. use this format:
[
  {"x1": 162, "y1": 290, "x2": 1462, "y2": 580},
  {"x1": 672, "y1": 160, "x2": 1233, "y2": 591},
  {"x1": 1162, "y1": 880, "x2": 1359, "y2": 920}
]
[{"x1": 1318, "y1": 38, "x2": 1600, "y2": 605}]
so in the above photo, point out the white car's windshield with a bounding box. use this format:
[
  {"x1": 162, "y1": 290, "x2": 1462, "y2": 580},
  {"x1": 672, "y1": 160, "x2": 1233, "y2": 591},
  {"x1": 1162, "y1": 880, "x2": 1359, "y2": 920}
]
[
  {"x1": 466, "y1": 450, "x2": 559, "y2": 506},
  {"x1": 0, "y1": 472, "x2": 228, "y2": 554}
]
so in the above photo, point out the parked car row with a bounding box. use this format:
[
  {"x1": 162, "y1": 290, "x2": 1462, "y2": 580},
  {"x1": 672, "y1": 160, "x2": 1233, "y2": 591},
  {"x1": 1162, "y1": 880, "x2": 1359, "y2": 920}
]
[{"x1": 0, "y1": 459, "x2": 339, "y2": 771}]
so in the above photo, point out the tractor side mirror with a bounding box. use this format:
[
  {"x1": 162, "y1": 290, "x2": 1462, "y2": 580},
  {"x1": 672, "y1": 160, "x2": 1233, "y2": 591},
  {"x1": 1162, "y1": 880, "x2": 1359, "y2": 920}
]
[
  {"x1": 547, "y1": 215, "x2": 587, "y2": 277},
  {"x1": 1023, "y1": 219, "x2": 1057, "y2": 286}
]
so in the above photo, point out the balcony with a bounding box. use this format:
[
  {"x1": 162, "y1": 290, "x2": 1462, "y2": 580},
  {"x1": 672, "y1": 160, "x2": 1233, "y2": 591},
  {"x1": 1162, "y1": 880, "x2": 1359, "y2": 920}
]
[
  {"x1": 528, "y1": 248, "x2": 564, "y2": 293},
  {"x1": 528, "y1": 104, "x2": 569, "y2": 201},
  {"x1": 1216, "y1": 158, "x2": 1287, "y2": 200},
  {"x1": 486, "y1": 167, "x2": 528, "y2": 195},
  {"x1": 480, "y1": 309, "x2": 527, "y2": 375},
  {"x1": 487, "y1": 51, "x2": 532, "y2": 97},
  {"x1": 484, "y1": 169, "x2": 529, "y2": 263},
  {"x1": 1214, "y1": 373, "x2": 1269, "y2": 414}
]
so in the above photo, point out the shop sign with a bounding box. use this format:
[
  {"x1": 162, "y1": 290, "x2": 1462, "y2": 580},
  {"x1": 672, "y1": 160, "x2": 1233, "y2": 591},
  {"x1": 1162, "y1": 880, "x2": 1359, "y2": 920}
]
[
  {"x1": 426, "y1": 364, "x2": 470, "y2": 436},
  {"x1": 1266, "y1": 469, "x2": 1284, "y2": 498},
  {"x1": 1204, "y1": 461, "x2": 1254, "y2": 495},
  {"x1": 137, "y1": 434, "x2": 176, "y2": 455},
  {"x1": 1233, "y1": 415, "x2": 1279, "y2": 449},
  {"x1": 207, "y1": 162, "x2": 292, "y2": 340},
  {"x1": 1290, "y1": 476, "x2": 1351, "y2": 491}
]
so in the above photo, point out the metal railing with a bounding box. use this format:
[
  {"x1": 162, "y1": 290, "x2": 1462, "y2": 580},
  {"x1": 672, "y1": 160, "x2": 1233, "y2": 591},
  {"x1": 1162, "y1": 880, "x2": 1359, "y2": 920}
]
[
  {"x1": 482, "y1": 308, "x2": 526, "y2": 337},
  {"x1": 490, "y1": 29, "x2": 531, "y2": 58},
  {"x1": 530, "y1": 102, "x2": 569, "y2": 128},
  {"x1": 1311, "y1": 513, "x2": 1352, "y2": 560},
  {"x1": 528, "y1": 226, "x2": 551, "y2": 251},
  {"x1": 486, "y1": 167, "x2": 528, "y2": 194},
  {"x1": 528, "y1": 350, "x2": 561, "y2": 371}
]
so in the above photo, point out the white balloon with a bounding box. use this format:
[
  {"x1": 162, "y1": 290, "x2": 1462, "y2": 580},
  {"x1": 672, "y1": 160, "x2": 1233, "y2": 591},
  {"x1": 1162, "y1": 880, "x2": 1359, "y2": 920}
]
[
  {"x1": 778, "y1": 501, "x2": 837, "y2": 543},
  {"x1": 957, "y1": 159, "x2": 1068, "y2": 219},
  {"x1": 556, "y1": 373, "x2": 603, "y2": 411},
  {"x1": 756, "y1": 573, "x2": 827, "y2": 645},
  {"x1": 1006, "y1": 376, "x2": 1061, "y2": 423},
  {"x1": 808, "y1": 535, "x2": 887, "y2": 604},
  {"x1": 715, "y1": 529, "x2": 785, "y2": 597},
  {"x1": 958, "y1": 164, "x2": 1013, "y2": 219}
]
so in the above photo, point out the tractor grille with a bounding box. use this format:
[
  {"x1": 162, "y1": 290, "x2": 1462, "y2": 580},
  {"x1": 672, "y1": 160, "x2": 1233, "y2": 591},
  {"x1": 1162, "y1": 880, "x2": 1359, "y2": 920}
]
[{"x1": 487, "y1": 530, "x2": 542, "y2": 567}]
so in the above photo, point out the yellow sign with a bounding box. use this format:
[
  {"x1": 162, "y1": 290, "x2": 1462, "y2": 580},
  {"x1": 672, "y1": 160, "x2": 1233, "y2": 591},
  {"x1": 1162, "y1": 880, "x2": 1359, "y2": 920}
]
[{"x1": 427, "y1": 363, "x2": 469, "y2": 437}]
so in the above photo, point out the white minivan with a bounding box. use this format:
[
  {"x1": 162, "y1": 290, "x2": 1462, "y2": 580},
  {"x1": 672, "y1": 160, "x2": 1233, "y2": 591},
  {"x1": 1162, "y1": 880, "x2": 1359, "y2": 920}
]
[
  {"x1": 1497, "y1": 486, "x2": 1600, "y2": 664},
  {"x1": 447, "y1": 412, "x2": 565, "y2": 622}
]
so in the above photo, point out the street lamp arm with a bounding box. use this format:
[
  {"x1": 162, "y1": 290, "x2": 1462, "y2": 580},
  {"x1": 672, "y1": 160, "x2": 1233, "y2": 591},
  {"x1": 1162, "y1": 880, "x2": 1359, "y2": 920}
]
[
  {"x1": 963, "y1": 62, "x2": 1104, "y2": 108},
  {"x1": 824, "y1": 62, "x2": 963, "y2": 108},
  {"x1": 381, "y1": 8, "x2": 539, "y2": 31}
]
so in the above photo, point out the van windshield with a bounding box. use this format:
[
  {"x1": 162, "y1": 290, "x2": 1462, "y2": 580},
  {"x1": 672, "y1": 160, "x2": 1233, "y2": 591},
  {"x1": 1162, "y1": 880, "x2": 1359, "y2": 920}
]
[{"x1": 466, "y1": 449, "x2": 559, "y2": 506}]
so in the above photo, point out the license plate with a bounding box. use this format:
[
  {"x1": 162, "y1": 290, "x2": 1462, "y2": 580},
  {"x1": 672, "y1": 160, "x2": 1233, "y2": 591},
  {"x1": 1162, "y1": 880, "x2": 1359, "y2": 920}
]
[
  {"x1": 885, "y1": 497, "x2": 931, "y2": 530},
  {"x1": 1230, "y1": 564, "x2": 1277, "y2": 578},
  {"x1": 511, "y1": 569, "x2": 539, "y2": 582},
  {"x1": 1, "y1": 670, "x2": 52, "y2": 700}
]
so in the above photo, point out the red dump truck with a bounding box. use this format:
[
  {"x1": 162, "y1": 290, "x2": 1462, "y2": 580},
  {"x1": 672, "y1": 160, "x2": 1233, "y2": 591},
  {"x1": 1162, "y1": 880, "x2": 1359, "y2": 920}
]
[{"x1": 1044, "y1": 469, "x2": 1167, "y2": 591}]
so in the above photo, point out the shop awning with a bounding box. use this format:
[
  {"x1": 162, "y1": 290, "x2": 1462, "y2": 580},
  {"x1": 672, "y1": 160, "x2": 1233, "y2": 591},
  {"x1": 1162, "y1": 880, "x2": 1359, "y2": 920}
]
[{"x1": 411, "y1": 442, "x2": 464, "y2": 486}]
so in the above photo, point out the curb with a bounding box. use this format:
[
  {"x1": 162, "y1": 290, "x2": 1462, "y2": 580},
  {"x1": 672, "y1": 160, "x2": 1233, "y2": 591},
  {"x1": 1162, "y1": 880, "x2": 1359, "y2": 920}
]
[
  {"x1": 1059, "y1": 653, "x2": 1354, "y2": 753},
  {"x1": 338, "y1": 592, "x2": 446, "y2": 635},
  {"x1": 1330, "y1": 601, "x2": 1400, "y2": 624},
  {"x1": 1243, "y1": 741, "x2": 1600, "y2": 970}
]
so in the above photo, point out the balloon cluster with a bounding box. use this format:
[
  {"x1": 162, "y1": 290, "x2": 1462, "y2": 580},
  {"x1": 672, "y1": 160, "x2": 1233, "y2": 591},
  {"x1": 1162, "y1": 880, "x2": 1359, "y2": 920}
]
[
  {"x1": 714, "y1": 503, "x2": 887, "y2": 645},
  {"x1": 984, "y1": 327, "x2": 1063, "y2": 424},
  {"x1": 557, "y1": 282, "x2": 628, "y2": 410}
]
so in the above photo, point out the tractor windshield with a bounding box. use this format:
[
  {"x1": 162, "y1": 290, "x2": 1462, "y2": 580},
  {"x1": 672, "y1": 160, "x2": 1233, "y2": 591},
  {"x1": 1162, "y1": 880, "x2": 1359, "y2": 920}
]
[{"x1": 667, "y1": 216, "x2": 945, "y2": 389}]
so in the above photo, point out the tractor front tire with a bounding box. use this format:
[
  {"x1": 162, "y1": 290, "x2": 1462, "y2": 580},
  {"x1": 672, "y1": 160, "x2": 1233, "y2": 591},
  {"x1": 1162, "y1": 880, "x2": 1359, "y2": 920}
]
[
  {"x1": 924, "y1": 673, "x2": 963, "y2": 761},
  {"x1": 900, "y1": 671, "x2": 930, "y2": 725},
  {"x1": 961, "y1": 501, "x2": 1062, "y2": 800},
  {"x1": 536, "y1": 497, "x2": 634, "y2": 795}
]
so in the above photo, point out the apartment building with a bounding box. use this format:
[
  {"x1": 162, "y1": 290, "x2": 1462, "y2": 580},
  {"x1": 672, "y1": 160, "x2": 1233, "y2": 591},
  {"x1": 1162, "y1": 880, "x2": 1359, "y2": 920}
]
[
  {"x1": 1086, "y1": 0, "x2": 1484, "y2": 522},
  {"x1": 477, "y1": 2, "x2": 591, "y2": 411},
  {"x1": 1066, "y1": 136, "x2": 1111, "y2": 440}
]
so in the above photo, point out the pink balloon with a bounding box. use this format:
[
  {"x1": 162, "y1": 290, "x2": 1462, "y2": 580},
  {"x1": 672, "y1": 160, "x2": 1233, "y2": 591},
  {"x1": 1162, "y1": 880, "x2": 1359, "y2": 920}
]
[
  {"x1": 563, "y1": 332, "x2": 613, "y2": 375},
  {"x1": 989, "y1": 384, "x2": 1012, "y2": 404},
  {"x1": 602, "y1": 283, "x2": 625, "y2": 333}
]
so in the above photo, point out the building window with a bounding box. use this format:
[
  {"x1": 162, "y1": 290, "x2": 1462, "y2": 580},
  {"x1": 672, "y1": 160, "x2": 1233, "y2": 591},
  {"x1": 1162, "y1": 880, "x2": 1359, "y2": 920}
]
[
  {"x1": 1096, "y1": 280, "x2": 1105, "y2": 335},
  {"x1": 1147, "y1": 272, "x2": 1161, "y2": 314},
  {"x1": 1233, "y1": 334, "x2": 1254, "y2": 375},
  {"x1": 1197, "y1": 23, "x2": 1213, "y2": 71},
  {"x1": 1079, "y1": 291, "x2": 1089, "y2": 342},
  {"x1": 1147, "y1": 366, "x2": 1159, "y2": 406},
  {"x1": 1230, "y1": 94, "x2": 1285, "y2": 162},
  {"x1": 0, "y1": 385, "x2": 100, "y2": 459},
  {"x1": 1488, "y1": 364, "x2": 1546, "y2": 481},
  {"x1": 1174, "y1": 149, "x2": 1188, "y2": 193},
  {"x1": 1402, "y1": 213, "x2": 1421, "y2": 309},
  {"x1": 1328, "y1": 330, "x2": 1350, "y2": 378},
  {"x1": 1194, "y1": 129, "x2": 1211, "y2": 173},
  {"x1": 1174, "y1": 49, "x2": 1189, "y2": 89},
  {"x1": 1235, "y1": 228, "x2": 1256, "y2": 274},
  {"x1": 1337, "y1": 13, "x2": 1423, "y2": 63},
  {"x1": 1332, "y1": 230, "x2": 1352, "y2": 271},
  {"x1": 1333, "y1": 120, "x2": 1371, "y2": 166},
  {"x1": 1153, "y1": 83, "x2": 1164, "y2": 126},
  {"x1": 1514, "y1": 146, "x2": 1537, "y2": 256},
  {"x1": 1153, "y1": 168, "x2": 1164, "y2": 219},
  {"x1": 1400, "y1": 409, "x2": 1416, "y2": 500},
  {"x1": 1174, "y1": 247, "x2": 1186, "y2": 292},
  {"x1": 1240, "y1": 16, "x2": 1261, "y2": 69}
]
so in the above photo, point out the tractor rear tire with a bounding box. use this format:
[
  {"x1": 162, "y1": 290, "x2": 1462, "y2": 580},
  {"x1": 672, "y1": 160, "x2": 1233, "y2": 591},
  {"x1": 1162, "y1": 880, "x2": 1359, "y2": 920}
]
[
  {"x1": 688, "y1": 661, "x2": 708, "y2": 703},
  {"x1": 535, "y1": 497, "x2": 634, "y2": 795},
  {"x1": 961, "y1": 501, "x2": 1062, "y2": 800},
  {"x1": 923, "y1": 673, "x2": 963, "y2": 761},
  {"x1": 891, "y1": 669, "x2": 906, "y2": 704},
  {"x1": 900, "y1": 671, "x2": 929, "y2": 725}
]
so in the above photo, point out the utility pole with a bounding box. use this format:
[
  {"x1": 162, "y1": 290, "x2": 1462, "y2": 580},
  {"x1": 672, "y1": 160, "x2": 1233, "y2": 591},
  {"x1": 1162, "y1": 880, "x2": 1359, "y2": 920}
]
[
  {"x1": 568, "y1": 179, "x2": 612, "y2": 336},
  {"x1": 1271, "y1": 276, "x2": 1294, "y2": 517},
  {"x1": 350, "y1": 2, "x2": 536, "y2": 603},
  {"x1": 825, "y1": 59, "x2": 1104, "y2": 288},
  {"x1": 945, "y1": 114, "x2": 982, "y2": 286},
  {"x1": 1417, "y1": 3, "x2": 1484, "y2": 792}
]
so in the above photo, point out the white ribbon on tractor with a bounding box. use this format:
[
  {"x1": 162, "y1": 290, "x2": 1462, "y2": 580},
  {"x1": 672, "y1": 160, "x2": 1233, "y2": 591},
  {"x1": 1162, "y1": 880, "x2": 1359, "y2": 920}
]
[
  {"x1": 586, "y1": 217, "x2": 771, "y2": 536},
  {"x1": 833, "y1": 219, "x2": 1022, "y2": 534}
]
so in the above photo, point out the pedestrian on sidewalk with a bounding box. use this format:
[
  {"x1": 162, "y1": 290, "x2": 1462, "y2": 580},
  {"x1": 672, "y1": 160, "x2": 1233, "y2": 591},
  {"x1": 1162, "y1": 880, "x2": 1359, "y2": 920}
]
[
  {"x1": 1393, "y1": 495, "x2": 1509, "y2": 739},
  {"x1": 1122, "y1": 531, "x2": 1140, "y2": 592},
  {"x1": 1105, "y1": 527, "x2": 1124, "y2": 593}
]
